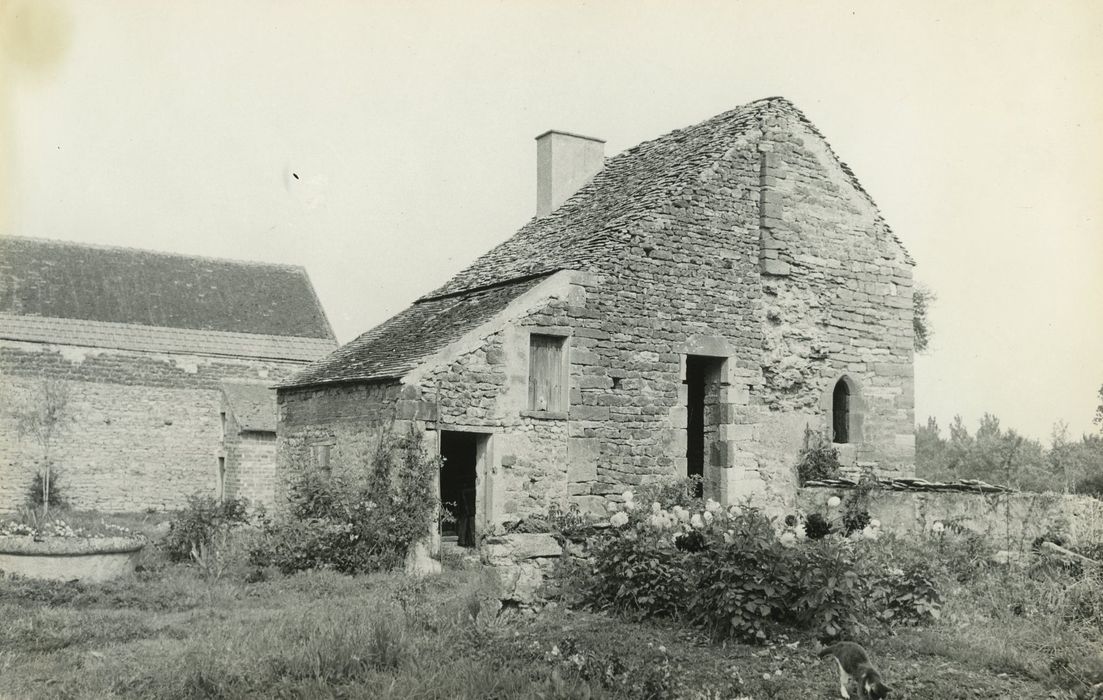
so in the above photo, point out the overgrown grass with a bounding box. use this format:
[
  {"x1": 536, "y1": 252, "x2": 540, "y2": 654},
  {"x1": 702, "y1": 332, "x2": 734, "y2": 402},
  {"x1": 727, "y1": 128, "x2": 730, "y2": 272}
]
[
  {"x1": 1, "y1": 559, "x2": 1090, "y2": 699},
  {"x1": 1, "y1": 505, "x2": 1099, "y2": 699}
]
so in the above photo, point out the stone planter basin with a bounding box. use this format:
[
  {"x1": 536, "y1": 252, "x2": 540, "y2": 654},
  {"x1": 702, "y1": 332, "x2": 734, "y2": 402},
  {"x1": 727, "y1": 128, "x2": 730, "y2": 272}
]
[{"x1": 0, "y1": 536, "x2": 146, "y2": 582}]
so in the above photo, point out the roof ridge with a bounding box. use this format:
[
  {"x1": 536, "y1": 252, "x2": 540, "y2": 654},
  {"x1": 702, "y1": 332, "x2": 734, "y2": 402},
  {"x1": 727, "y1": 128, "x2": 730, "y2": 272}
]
[{"x1": 1, "y1": 234, "x2": 308, "y2": 272}]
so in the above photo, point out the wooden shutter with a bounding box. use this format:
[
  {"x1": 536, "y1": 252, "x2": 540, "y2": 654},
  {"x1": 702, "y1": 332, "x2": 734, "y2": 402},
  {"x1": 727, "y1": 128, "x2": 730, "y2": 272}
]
[{"x1": 528, "y1": 335, "x2": 565, "y2": 411}]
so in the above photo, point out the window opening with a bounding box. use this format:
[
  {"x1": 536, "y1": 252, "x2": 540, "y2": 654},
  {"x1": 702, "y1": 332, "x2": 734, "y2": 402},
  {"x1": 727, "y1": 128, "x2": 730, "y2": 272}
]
[{"x1": 832, "y1": 379, "x2": 851, "y2": 444}]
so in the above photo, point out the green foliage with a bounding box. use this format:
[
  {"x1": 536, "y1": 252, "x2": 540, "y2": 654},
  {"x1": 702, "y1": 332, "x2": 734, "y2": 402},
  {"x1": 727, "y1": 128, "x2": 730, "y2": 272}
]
[
  {"x1": 564, "y1": 494, "x2": 945, "y2": 644},
  {"x1": 916, "y1": 414, "x2": 1103, "y2": 494},
  {"x1": 841, "y1": 472, "x2": 878, "y2": 535},
  {"x1": 12, "y1": 378, "x2": 72, "y2": 518},
  {"x1": 803, "y1": 512, "x2": 832, "y2": 540},
  {"x1": 26, "y1": 470, "x2": 64, "y2": 507},
  {"x1": 795, "y1": 428, "x2": 842, "y2": 485},
  {"x1": 1095, "y1": 384, "x2": 1103, "y2": 430},
  {"x1": 913, "y1": 283, "x2": 935, "y2": 353},
  {"x1": 253, "y1": 426, "x2": 441, "y2": 575},
  {"x1": 161, "y1": 495, "x2": 251, "y2": 563}
]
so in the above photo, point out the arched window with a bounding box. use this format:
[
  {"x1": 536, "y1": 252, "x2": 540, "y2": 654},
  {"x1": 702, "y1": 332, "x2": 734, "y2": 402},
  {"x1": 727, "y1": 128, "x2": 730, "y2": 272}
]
[{"x1": 832, "y1": 379, "x2": 850, "y2": 443}]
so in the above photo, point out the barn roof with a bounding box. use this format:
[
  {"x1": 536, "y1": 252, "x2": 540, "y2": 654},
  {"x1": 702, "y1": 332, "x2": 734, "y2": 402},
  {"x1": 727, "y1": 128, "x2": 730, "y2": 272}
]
[
  {"x1": 0, "y1": 236, "x2": 335, "y2": 340},
  {"x1": 283, "y1": 96, "x2": 905, "y2": 388}
]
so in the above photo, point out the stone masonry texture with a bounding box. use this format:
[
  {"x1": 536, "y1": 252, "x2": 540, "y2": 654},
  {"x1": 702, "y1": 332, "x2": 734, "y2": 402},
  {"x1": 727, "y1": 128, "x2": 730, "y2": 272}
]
[
  {"x1": 277, "y1": 97, "x2": 917, "y2": 534},
  {"x1": 0, "y1": 341, "x2": 307, "y2": 512}
]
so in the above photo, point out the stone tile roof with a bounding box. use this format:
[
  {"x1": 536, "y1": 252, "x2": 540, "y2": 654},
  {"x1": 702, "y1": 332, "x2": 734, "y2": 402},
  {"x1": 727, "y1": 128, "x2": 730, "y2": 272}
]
[
  {"x1": 221, "y1": 381, "x2": 277, "y2": 432},
  {"x1": 281, "y1": 276, "x2": 545, "y2": 387},
  {"x1": 425, "y1": 96, "x2": 906, "y2": 299},
  {"x1": 0, "y1": 313, "x2": 336, "y2": 362},
  {"x1": 0, "y1": 236, "x2": 335, "y2": 340},
  {"x1": 285, "y1": 96, "x2": 907, "y2": 388}
]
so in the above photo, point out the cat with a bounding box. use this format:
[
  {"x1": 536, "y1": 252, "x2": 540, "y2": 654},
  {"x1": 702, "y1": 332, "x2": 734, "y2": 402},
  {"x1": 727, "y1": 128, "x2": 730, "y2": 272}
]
[{"x1": 818, "y1": 641, "x2": 892, "y2": 700}]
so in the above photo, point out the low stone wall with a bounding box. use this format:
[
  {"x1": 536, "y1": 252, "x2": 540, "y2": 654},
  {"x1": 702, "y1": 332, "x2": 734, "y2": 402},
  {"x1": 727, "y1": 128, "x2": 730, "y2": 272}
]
[
  {"x1": 0, "y1": 536, "x2": 146, "y2": 582},
  {"x1": 799, "y1": 487, "x2": 1103, "y2": 548},
  {"x1": 480, "y1": 533, "x2": 563, "y2": 605}
]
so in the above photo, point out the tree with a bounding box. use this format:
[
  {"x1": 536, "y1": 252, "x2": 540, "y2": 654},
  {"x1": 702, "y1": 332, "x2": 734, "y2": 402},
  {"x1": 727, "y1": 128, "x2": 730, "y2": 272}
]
[
  {"x1": 1095, "y1": 384, "x2": 1103, "y2": 431},
  {"x1": 13, "y1": 379, "x2": 72, "y2": 517},
  {"x1": 913, "y1": 284, "x2": 936, "y2": 353}
]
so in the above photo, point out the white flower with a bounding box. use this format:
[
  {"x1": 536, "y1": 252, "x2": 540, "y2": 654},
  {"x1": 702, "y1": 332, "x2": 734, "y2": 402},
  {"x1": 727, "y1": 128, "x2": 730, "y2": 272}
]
[
  {"x1": 690, "y1": 513, "x2": 705, "y2": 530},
  {"x1": 705, "y1": 499, "x2": 721, "y2": 513},
  {"x1": 827, "y1": 496, "x2": 842, "y2": 508},
  {"x1": 674, "y1": 506, "x2": 690, "y2": 523},
  {"x1": 651, "y1": 502, "x2": 662, "y2": 513},
  {"x1": 870, "y1": 519, "x2": 881, "y2": 528},
  {"x1": 779, "y1": 531, "x2": 796, "y2": 546},
  {"x1": 703, "y1": 511, "x2": 714, "y2": 524},
  {"x1": 862, "y1": 527, "x2": 879, "y2": 540},
  {"x1": 648, "y1": 514, "x2": 668, "y2": 531},
  {"x1": 609, "y1": 512, "x2": 630, "y2": 528},
  {"x1": 624, "y1": 500, "x2": 636, "y2": 511},
  {"x1": 932, "y1": 521, "x2": 945, "y2": 533},
  {"x1": 621, "y1": 490, "x2": 634, "y2": 503}
]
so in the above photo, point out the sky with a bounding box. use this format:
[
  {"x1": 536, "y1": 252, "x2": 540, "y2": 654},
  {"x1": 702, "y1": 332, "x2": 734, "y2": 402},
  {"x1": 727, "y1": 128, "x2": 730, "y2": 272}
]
[{"x1": 2, "y1": 0, "x2": 1101, "y2": 442}]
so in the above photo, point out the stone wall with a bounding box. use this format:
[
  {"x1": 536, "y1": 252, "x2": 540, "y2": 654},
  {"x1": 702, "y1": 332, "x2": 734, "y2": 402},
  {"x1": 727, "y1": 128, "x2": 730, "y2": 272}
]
[
  {"x1": 799, "y1": 487, "x2": 1103, "y2": 548},
  {"x1": 275, "y1": 381, "x2": 409, "y2": 505},
  {"x1": 279, "y1": 102, "x2": 916, "y2": 528},
  {"x1": 221, "y1": 408, "x2": 277, "y2": 507},
  {"x1": 0, "y1": 340, "x2": 303, "y2": 512}
]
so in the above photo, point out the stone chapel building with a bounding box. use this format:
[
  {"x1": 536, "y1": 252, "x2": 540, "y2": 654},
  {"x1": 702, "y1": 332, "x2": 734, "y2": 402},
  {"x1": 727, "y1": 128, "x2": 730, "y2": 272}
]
[
  {"x1": 277, "y1": 97, "x2": 916, "y2": 536},
  {"x1": 0, "y1": 236, "x2": 337, "y2": 512}
]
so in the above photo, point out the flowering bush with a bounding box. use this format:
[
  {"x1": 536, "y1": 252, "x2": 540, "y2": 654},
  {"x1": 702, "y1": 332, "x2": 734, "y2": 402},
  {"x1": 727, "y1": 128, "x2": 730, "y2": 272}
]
[
  {"x1": 252, "y1": 427, "x2": 440, "y2": 575},
  {"x1": 563, "y1": 483, "x2": 945, "y2": 643},
  {"x1": 0, "y1": 517, "x2": 133, "y2": 539}
]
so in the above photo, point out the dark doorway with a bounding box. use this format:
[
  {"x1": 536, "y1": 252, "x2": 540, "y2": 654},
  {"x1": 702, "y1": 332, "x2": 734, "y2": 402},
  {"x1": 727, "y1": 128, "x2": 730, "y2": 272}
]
[
  {"x1": 439, "y1": 431, "x2": 480, "y2": 547},
  {"x1": 685, "y1": 356, "x2": 724, "y2": 497}
]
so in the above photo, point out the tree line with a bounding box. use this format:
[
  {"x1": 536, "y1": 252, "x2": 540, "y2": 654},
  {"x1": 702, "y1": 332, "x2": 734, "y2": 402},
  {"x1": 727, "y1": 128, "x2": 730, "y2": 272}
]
[{"x1": 915, "y1": 385, "x2": 1103, "y2": 496}]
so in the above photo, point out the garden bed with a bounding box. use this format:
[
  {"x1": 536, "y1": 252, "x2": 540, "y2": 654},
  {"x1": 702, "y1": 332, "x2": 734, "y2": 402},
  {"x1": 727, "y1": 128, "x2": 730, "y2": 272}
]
[{"x1": 0, "y1": 535, "x2": 145, "y2": 582}]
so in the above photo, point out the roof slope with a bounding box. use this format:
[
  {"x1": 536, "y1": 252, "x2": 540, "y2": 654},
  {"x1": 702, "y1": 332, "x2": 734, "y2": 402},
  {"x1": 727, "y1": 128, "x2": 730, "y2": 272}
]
[
  {"x1": 425, "y1": 99, "x2": 772, "y2": 298},
  {"x1": 0, "y1": 237, "x2": 334, "y2": 340},
  {"x1": 221, "y1": 381, "x2": 277, "y2": 432},
  {"x1": 283, "y1": 276, "x2": 545, "y2": 386},
  {"x1": 285, "y1": 96, "x2": 905, "y2": 388}
]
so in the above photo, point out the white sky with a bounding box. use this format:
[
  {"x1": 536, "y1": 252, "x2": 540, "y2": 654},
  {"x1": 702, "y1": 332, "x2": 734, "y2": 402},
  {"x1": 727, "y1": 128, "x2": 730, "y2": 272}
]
[{"x1": 3, "y1": 0, "x2": 1101, "y2": 442}]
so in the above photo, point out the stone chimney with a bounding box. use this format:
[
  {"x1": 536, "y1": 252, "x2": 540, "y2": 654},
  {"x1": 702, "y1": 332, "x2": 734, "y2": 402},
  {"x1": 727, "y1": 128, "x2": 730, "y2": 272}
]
[{"x1": 535, "y1": 130, "x2": 605, "y2": 217}]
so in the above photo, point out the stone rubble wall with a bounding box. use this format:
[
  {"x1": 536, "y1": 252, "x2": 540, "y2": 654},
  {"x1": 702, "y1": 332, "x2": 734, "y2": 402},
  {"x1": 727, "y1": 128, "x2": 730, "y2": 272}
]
[
  {"x1": 0, "y1": 340, "x2": 304, "y2": 513},
  {"x1": 275, "y1": 381, "x2": 407, "y2": 505},
  {"x1": 799, "y1": 487, "x2": 1103, "y2": 548},
  {"x1": 480, "y1": 532, "x2": 564, "y2": 605}
]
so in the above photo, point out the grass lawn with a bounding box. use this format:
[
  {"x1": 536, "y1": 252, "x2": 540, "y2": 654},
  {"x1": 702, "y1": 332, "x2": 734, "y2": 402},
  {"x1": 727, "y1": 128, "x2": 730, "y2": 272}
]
[{"x1": 0, "y1": 560, "x2": 1092, "y2": 699}]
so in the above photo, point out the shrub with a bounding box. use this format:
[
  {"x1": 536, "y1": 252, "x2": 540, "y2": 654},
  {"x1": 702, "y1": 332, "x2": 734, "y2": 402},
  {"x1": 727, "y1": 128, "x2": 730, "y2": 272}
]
[
  {"x1": 27, "y1": 470, "x2": 64, "y2": 507},
  {"x1": 161, "y1": 495, "x2": 251, "y2": 563},
  {"x1": 789, "y1": 537, "x2": 868, "y2": 638},
  {"x1": 253, "y1": 426, "x2": 440, "y2": 575},
  {"x1": 796, "y1": 429, "x2": 842, "y2": 485},
  {"x1": 563, "y1": 489, "x2": 950, "y2": 644}
]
